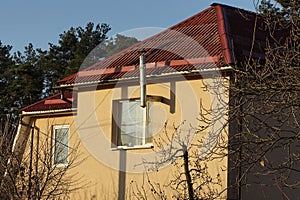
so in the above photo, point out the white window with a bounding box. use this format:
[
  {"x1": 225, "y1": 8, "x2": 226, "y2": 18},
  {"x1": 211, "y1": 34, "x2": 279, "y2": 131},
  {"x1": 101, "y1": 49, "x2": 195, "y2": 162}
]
[
  {"x1": 114, "y1": 100, "x2": 152, "y2": 148},
  {"x1": 53, "y1": 125, "x2": 69, "y2": 166}
]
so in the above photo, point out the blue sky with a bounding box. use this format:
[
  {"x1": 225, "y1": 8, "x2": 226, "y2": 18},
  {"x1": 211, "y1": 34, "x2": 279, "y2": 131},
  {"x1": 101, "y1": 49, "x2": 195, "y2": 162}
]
[{"x1": 0, "y1": 0, "x2": 257, "y2": 52}]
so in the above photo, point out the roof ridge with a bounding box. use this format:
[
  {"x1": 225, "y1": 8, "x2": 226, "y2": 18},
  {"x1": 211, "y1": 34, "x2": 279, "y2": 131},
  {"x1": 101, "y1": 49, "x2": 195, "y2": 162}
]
[
  {"x1": 213, "y1": 4, "x2": 233, "y2": 64},
  {"x1": 211, "y1": 2, "x2": 257, "y2": 14}
]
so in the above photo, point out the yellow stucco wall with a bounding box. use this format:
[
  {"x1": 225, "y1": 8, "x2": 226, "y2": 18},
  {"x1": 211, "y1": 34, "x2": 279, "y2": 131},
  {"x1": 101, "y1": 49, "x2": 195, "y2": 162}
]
[{"x1": 20, "y1": 75, "x2": 230, "y2": 199}]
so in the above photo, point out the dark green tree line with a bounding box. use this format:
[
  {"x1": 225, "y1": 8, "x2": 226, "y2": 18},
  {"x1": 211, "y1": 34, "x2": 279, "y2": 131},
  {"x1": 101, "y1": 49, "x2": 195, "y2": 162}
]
[
  {"x1": 39, "y1": 22, "x2": 111, "y2": 96},
  {"x1": 0, "y1": 22, "x2": 139, "y2": 118},
  {"x1": 0, "y1": 42, "x2": 15, "y2": 115}
]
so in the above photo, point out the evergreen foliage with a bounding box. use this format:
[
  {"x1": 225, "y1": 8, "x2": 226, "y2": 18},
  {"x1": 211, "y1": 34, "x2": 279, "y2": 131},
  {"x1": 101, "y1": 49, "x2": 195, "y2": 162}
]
[{"x1": 0, "y1": 22, "x2": 139, "y2": 117}]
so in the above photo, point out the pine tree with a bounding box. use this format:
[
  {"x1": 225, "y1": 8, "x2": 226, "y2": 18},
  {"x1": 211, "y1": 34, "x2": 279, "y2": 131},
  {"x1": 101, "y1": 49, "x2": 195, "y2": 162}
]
[
  {"x1": 0, "y1": 41, "x2": 15, "y2": 116},
  {"x1": 12, "y1": 43, "x2": 44, "y2": 107},
  {"x1": 42, "y1": 23, "x2": 111, "y2": 95}
]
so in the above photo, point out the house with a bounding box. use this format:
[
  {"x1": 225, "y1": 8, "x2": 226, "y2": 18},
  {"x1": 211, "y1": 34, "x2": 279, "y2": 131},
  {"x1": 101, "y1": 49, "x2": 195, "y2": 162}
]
[{"x1": 13, "y1": 3, "x2": 293, "y2": 199}]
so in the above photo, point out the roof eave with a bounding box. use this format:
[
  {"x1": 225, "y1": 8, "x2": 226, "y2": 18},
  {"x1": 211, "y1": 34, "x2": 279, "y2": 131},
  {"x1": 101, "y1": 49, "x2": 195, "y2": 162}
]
[
  {"x1": 21, "y1": 108, "x2": 77, "y2": 117},
  {"x1": 57, "y1": 65, "x2": 234, "y2": 89}
]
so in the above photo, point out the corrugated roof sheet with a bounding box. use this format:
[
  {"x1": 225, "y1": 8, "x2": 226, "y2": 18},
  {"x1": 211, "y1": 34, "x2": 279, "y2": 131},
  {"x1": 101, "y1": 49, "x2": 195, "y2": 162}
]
[
  {"x1": 23, "y1": 3, "x2": 271, "y2": 112},
  {"x1": 58, "y1": 5, "x2": 231, "y2": 85},
  {"x1": 22, "y1": 92, "x2": 73, "y2": 112}
]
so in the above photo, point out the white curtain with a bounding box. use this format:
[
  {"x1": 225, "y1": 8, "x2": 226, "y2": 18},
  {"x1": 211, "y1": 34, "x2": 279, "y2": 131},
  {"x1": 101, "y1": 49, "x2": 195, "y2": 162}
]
[{"x1": 119, "y1": 101, "x2": 145, "y2": 146}]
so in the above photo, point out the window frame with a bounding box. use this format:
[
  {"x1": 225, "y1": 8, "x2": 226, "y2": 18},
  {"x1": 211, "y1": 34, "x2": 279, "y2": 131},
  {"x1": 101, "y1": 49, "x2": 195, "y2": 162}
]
[
  {"x1": 52, "y1": 124, "x2": 70, "y2": 167},
  {"x1": 112, "y1": 99, "x2": 153, "y2": 150}
]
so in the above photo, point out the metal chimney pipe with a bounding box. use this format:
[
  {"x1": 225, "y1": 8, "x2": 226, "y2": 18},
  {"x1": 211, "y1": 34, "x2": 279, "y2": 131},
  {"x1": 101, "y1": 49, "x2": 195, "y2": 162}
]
[{"x1": 139, "y1": 49, "x2": 146, "y2": 107}]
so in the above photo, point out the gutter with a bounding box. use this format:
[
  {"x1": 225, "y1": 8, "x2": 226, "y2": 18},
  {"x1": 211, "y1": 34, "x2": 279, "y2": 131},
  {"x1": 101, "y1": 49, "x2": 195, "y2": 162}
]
[
  {"x1": 56, "y1": 65, "x2": 233, "y2": 89},
  {"x1": 21, "y1": 108, "x2": 76, "y2": 116}
]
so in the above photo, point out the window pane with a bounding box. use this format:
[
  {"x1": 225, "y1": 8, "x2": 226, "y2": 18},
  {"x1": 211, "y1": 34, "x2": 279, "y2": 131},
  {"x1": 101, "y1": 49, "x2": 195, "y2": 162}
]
[
  {"x1": 54, "y1": 127, "x2": 69, "y2": 165},
  {"x1": 119, "y1": 101, "x2": 144, "y2": 146}
]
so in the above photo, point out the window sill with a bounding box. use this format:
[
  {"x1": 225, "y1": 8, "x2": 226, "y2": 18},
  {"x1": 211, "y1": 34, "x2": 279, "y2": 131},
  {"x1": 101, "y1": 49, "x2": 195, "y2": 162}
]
[{"x1": 111, "y1": 144, "x2": 154, "y2": 151}]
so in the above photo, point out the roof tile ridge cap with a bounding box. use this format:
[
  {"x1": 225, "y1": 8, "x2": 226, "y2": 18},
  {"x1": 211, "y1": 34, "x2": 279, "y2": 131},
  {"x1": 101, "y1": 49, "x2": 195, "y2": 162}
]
[
  {"x1": 213, "y1": 4, "x2": 233, "y2": 64},
  {"x1": 21, "y1": 92, "x2": 63, "y2": 111}
]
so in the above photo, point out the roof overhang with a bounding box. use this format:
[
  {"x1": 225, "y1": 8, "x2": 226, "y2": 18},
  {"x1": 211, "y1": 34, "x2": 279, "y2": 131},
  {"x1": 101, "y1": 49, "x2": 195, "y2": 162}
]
[
  {"x1": 21, "y1": 108, "x2": 77, "y2": 117},
  {"x1": 56, "y1": 65, "x2": 233, "y2": 89}
]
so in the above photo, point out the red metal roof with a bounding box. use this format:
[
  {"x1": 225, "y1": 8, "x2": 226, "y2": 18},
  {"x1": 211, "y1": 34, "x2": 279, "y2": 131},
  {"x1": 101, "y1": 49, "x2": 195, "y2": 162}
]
[
  {"x1": 58, "y1": 4, "x2": 267, "y2": 86},
  {"x1": 24, "y1": 3, "x2": 269, "y2": 112},
  {"x1": 22, "y1": 92, "x2": 73, "y2": 112},
  {"x1": 58, "y1": 4, "x2": 236, "y2": 86}
]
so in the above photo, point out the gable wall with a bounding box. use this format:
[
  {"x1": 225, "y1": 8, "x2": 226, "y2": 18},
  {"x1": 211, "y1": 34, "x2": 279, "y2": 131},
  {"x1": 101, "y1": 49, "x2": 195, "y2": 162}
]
[{"x1": 23, "y1": 75, "x2": 230, "y2": 199}]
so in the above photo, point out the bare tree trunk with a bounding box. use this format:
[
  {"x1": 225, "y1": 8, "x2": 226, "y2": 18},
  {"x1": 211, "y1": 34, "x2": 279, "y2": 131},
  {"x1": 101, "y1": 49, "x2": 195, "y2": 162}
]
[{"x1": 183, "y1": 145, "x2": 194, "y2": 200}]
